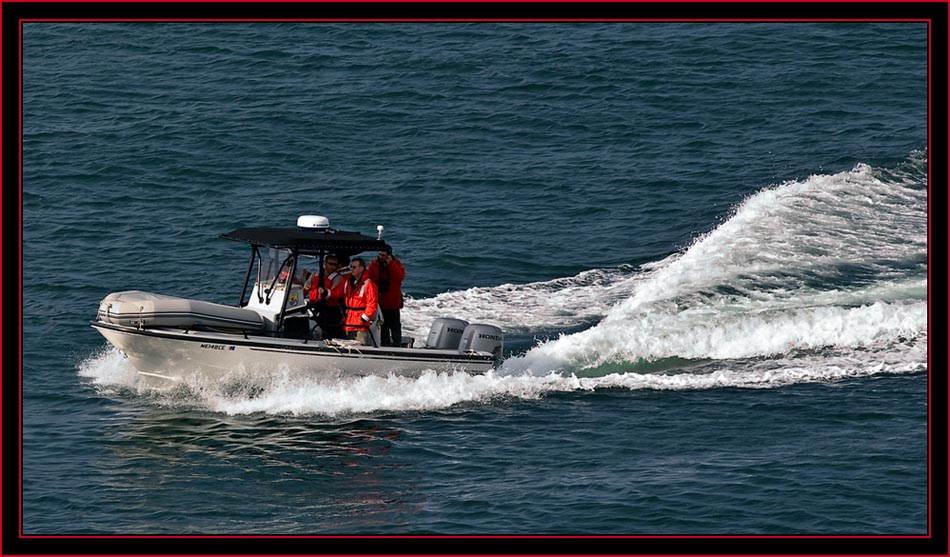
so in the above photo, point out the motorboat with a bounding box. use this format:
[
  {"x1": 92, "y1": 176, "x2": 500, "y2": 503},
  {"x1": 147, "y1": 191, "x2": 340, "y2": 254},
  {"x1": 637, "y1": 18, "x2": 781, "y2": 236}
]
[{"x1": 91, "y1": 216, "x2": 504, "y2": 386}]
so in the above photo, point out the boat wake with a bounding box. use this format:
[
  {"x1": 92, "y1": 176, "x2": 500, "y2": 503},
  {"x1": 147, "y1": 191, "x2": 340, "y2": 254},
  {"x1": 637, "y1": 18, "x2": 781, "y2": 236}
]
[
  {"x1": 79, "y1": 153, "x2": 928, "y2": 415},
  {"x1": 414, "y1": 153, "x2": 929, "y2": 377}
]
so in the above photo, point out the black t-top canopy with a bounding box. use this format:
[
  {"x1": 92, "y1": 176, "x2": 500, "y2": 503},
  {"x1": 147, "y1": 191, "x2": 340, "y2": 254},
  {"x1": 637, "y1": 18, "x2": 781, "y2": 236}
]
[{"x1": 221, "y1": 227, "x2": 390, "y2": 257}]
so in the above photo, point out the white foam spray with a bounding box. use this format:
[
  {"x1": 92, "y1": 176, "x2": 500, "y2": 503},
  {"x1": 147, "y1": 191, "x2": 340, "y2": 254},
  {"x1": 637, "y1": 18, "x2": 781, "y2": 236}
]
[
  {"x1": 78, "y1": 342, "x2": 924, "y2": 417},
  {"x1": 401, "y1": 265, "x2": 642, "y2": 339},
  {"x1": 506, "y1": 159, "x2": 928, "y2": 375}
]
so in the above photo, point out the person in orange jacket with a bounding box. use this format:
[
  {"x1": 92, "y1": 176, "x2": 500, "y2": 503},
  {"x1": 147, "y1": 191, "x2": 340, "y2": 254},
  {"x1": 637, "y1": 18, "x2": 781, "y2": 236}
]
[
  {"x1": 304, "y1": 254, "x2": 350, "y2": 340},
  {"x1": 367, "y1": 247, "x2": 406, "y2": 347},
  {"x1": 342, "y1": 257, "x2": 379, "y2": 346}
]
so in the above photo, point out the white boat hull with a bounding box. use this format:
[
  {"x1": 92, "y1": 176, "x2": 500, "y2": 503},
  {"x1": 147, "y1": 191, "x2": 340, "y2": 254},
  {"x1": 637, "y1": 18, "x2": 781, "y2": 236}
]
[{"x1": 92, "y1": 321, "x2": 495, "y2": 387}]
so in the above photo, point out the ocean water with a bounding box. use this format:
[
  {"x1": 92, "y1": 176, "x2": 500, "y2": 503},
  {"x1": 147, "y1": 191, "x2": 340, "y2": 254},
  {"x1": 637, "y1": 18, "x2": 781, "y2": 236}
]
[{"x1": 19, "y1": 22, "x2": 929, "y2": 538}]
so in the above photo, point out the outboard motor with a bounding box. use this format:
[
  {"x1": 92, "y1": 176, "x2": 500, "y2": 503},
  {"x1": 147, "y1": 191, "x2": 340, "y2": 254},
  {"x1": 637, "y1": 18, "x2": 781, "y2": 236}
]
[
  {"x1": 458, "y1": 323, "x2": 504, "y2": 366},
  {"x1": 425, "y1": 317, "x2": 469, "y2": 349}
]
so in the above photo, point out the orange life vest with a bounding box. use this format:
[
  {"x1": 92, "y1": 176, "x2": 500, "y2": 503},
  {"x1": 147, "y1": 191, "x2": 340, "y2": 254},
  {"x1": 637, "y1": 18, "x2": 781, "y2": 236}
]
[
  {"x1": 307, "y1": 268, "x2": 350, "y2": 306},
  {"x1": 342, "y1": 275, "x2": 379, "y2": 332}
]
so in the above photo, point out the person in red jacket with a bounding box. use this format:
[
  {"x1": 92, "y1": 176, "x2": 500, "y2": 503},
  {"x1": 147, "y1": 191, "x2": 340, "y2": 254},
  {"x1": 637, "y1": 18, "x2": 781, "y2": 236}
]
[
  {"x1": 304, "y1": 254, "x2": 350, "y2": 340},
  {"x1": 342, "y1": 257, "x2": 379, "y2": 346},
  {"x1": 367, "y1": 247, "x2": 406, "y2": 347}
]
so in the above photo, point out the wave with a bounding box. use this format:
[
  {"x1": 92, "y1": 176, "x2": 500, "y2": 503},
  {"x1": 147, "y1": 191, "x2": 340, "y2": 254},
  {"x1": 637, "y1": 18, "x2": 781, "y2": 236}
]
[
  {"x1": 402, "y1": 265, "x2": 642, "y2": 338},
  {"x1": 411, "y1": 155, "x2": 928, "y2": 374},
  {"x1": 504, "y1": 298, "x2": 926, "y2": 374}
]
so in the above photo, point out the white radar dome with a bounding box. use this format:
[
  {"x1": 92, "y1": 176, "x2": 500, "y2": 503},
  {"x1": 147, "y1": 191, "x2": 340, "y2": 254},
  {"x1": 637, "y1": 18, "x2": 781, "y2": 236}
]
[{"x1": 297, "y1": 215, "x2": 330, "y2": 230}]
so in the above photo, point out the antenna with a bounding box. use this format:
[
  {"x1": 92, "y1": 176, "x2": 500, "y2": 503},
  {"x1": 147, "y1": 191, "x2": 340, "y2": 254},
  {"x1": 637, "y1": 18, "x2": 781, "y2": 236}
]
[{"x1": 376, "y1": 225, "x2": 384, "y2": 240}]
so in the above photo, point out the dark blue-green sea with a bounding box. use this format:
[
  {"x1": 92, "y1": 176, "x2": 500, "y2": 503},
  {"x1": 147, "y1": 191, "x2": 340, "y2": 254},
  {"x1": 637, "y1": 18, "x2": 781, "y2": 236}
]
[{"x1": 20, "y1": 23, "x2": 929, "y2": 538}]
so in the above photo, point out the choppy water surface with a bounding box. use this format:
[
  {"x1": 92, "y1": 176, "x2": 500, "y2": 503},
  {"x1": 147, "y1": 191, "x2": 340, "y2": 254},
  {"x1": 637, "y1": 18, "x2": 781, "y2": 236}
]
[{"x1": 21, "y1": 22, "x2": 928, "y2": 536}]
